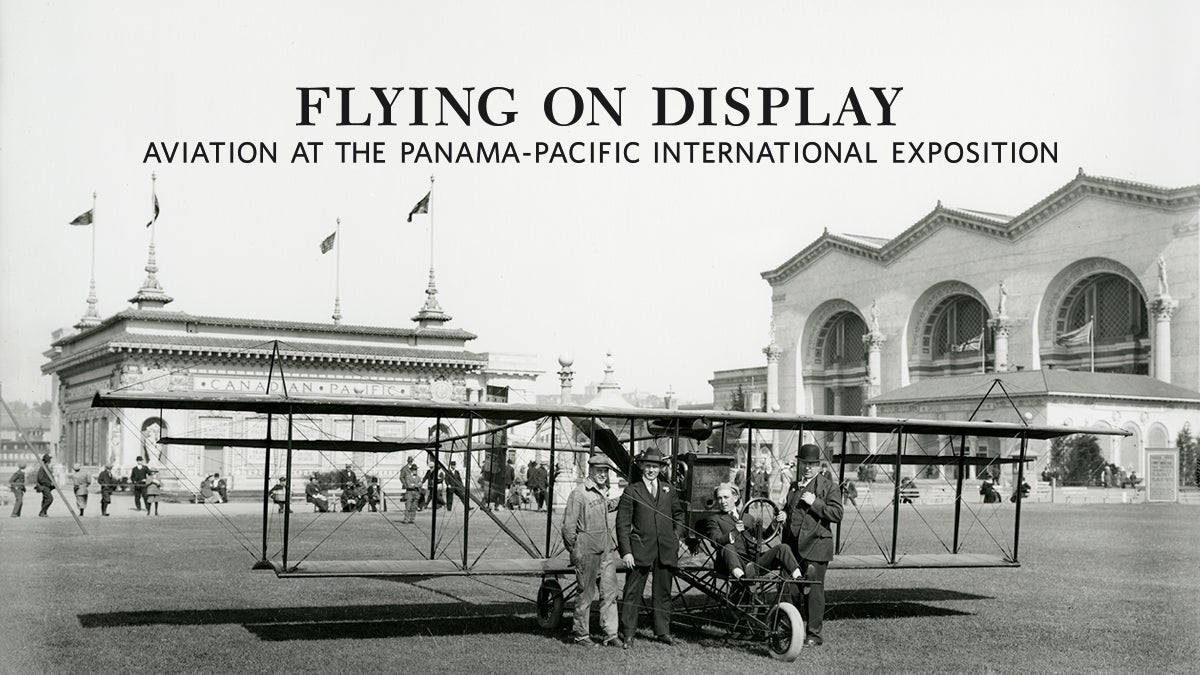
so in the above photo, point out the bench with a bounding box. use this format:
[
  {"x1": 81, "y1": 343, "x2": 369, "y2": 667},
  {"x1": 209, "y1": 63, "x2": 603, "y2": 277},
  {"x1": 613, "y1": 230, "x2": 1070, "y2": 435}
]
[{"x1": 1059, "y1": 486, "x2": 1089, "y2": 503}]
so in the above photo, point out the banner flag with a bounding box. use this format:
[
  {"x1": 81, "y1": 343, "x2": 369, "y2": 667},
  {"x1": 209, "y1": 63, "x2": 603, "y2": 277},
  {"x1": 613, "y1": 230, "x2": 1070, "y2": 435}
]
[
  {"x1": 319, "y1": 231, "x2": 336, "y2": 254},
  {"x1": 69, "y1": 209, "x2": 94, "y2": 226},
  {"x1": 1057, "y1": 320, "x2": 1093, "y2": 346},
  {"x1": 951, "y1": 331, "x2": 983, "y2": 352},
  {"x1": 407, "y1": 191, "x2": 430, "y2": 222}
]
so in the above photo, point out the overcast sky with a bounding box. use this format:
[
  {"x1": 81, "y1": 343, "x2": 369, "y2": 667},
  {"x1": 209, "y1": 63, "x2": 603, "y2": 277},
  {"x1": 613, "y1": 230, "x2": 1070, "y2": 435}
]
[{"x1": 1, "y1": 1, "x2": 1197, "y2": 405}]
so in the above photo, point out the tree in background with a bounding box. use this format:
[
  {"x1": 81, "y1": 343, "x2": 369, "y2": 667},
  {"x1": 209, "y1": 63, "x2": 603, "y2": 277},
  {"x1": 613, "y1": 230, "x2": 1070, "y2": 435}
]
[
  {"x1": 1048, "y1": 434, "x2": 1106, "y2": 486},
  {"x1": 729, "y1": 384, "x2": 747, "y2": 412},
  {"x1": 1177, "y1": 423, "x2": 1198, "y2": 487}
]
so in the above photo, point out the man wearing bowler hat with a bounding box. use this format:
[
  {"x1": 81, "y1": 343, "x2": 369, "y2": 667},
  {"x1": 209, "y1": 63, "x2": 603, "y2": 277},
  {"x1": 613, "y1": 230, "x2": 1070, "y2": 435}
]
[
  {"x1": 616, "y1": 445, "x2": 686, "y2": 647},
  {"x1": 780, "y1": 443, "x2": 843, "y2": 647},
  {"x1": 562, "y1": 452, "x2": 621, "y2": 647}
]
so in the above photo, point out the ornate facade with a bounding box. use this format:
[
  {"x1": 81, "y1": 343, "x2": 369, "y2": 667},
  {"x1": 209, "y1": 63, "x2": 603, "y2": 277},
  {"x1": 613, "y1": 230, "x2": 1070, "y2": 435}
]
[
  {"x1": 41, "y1": 247, "x2": 540, "y2": 490},
  {"x1": 753, "y1": 172, "x2": 1200, "y2": 476}
]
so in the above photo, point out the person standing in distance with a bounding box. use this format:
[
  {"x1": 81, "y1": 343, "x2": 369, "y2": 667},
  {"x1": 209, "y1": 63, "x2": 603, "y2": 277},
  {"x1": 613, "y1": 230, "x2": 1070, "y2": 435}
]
[
  {"x1": 616, "y1": 446, "x2": 685, "y2": 648},
  {"x1": 779, "y1": 443, "x2": 843, "y2": 647},
  {"x1": 130, "y1": 456, "x2": 150, "y2": 512},
  {"x1": 8, "y1": 463, "x2": 27, "y2": 517},
  {"x1": 35, "y1": 454, "x2": 56, "y2": 517}
]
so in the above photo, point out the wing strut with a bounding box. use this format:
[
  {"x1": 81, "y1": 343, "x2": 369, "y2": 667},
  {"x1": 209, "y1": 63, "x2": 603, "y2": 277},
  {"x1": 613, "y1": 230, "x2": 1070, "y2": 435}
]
[
  {"x1": 952, "y1": 433, "x2": 968, "y2": 553},
  {"x1": 252, "y1": 411, "x2": 275, "y2": 570},
  {"x1": 1012, "y1": 431, "x2": 1028, "y2": 563},
  {"x1": 890, "y1": 427, "x2": 904, "y2": 565}
]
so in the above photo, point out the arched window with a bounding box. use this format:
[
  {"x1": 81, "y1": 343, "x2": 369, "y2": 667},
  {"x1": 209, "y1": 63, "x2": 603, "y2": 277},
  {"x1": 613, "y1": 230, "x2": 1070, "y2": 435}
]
[
  {"x1": 930, "y1": 295, "x2": 988, "y2": 359},
  {"x1": 1061, "y1": 274, "x2": 1147, "y2": 343},
  {"x1": 1052, "y1": 273, "x2": 1149, "y2": 374},
  {"x1": 141, "y1": 418, "x2": 167, "y2": 463},
  {"x1": 813, "y1": 311, "x2": 867, "y2": 416},
  {"x1": 822, "y1": 313, "x2": 867, "y2": 368}
]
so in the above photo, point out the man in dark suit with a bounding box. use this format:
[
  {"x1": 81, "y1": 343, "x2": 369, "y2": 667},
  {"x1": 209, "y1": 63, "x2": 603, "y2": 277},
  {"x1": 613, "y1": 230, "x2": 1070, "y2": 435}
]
[
  {"x1": 702, "y1": 484, "x2": 803, "y2": 605},
  {"x1": 781, "y1": 443, "x2": 843, "y2": 647},
  {"x1": 130, "y1": 456, "x2": 150, "y2": 512},
  {"x1": 616, "y1": 446, "x2": 685, "y2": 647}
]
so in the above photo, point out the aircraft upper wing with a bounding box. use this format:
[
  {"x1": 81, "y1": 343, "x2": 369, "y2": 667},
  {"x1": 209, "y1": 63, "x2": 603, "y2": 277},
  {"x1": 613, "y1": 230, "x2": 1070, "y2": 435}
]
[{"x1": 92, "y1": 391, "x2": 1130, "y2": 440}]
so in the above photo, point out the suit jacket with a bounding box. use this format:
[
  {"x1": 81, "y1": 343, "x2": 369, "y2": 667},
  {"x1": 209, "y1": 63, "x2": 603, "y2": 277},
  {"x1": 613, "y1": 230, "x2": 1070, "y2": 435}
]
[
  {"x1": 782, "y1": 473, "x2": 844, "y2": 562},
  {"x1": 130, "y1": 464, "x2": 150, "y2": 486},
  {"x1": 616, "y1": 480, "x2": 685, "y2": 567}
]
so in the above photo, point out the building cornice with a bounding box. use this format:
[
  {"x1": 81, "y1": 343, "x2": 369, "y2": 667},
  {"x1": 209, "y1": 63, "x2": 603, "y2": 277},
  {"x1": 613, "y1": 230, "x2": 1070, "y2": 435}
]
[
  {"x1": 762, "y1": 173, "x2": 1200, "y2": 286},
  {"x1": 52, "y1": 309, "x2": 478, "y2": 348}
]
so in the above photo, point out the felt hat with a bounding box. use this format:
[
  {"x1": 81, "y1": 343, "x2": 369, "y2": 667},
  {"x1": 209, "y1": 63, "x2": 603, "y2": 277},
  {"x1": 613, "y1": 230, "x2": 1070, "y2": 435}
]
[
  {"x1": 798, "y1": 443, "x2": 822, "y2": 463},
  {"x1": 637, "y1": 447, "x2": 667, "y2": 464}
]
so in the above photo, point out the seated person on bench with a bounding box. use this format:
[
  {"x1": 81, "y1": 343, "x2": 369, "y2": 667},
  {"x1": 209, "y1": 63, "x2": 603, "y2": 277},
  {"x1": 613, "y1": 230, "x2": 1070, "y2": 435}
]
[
  {"x1": 702, "y1": 484, "x2": 803, "y2": 602},
  {"x1": 306, "y1": 474, "x2": 329, "y2": 512}
]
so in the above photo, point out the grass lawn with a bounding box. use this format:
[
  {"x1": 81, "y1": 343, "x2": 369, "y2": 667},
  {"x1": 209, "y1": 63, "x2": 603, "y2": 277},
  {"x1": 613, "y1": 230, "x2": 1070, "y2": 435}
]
[{"x1": 1, "y1": 500, "x2": 1197, "y2": 674}]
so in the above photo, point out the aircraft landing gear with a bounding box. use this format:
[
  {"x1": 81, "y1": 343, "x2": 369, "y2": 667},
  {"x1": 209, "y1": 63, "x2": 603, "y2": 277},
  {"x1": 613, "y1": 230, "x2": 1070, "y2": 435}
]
[
  {"x1": 535, "y1": 577, "x2": 565, "y2": 629},
  {"x1": 765, "y1": 601, "x2": 804, "y2": 662}
]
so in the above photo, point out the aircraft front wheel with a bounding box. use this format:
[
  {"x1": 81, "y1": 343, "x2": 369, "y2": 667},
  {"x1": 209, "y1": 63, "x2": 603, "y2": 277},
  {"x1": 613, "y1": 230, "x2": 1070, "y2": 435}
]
[
  {"x1": 765, "y1": 601, "x2": 804, "y2": 662},
  {"x1": 535, "y1": 577, "x2": 564, "y2": 630}
]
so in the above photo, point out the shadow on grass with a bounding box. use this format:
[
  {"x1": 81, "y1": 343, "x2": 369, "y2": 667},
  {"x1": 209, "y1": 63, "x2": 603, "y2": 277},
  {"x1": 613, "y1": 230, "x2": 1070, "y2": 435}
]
[
  {"x1": 79, "y1": 600, "x2": 534, "y2": 641},
  {"x1": 78, "y1": 587, "x2": 991, "y2": 641},
  {"x1": 825, "y1": 586, "x2": 991, "y2": 621}
]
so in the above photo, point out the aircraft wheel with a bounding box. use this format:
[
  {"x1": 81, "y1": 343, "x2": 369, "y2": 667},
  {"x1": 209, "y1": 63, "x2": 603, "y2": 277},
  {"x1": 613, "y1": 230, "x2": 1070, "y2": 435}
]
[
  {"x1": 535, "y1": 578, "x2": 564, "y2": 630},
  {"x1": 765, "y1": 601, "x2": 804, "y2": 662}
]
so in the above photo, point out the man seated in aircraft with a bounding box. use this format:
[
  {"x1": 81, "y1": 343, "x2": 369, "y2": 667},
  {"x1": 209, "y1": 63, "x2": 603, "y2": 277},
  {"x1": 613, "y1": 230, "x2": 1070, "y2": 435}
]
[
  {"x1": 305, "y1": 474, "x2": 329, "y2": 513},
  {"x1": 702, "y1": 484, "x2": 803, "y2": 605}
]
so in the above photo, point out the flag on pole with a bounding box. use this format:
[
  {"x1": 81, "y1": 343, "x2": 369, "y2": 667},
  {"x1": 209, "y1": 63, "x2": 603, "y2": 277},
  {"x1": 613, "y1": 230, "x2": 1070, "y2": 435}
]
[
  {"x1": 1057, "y1": 320, "x2": 1093, "y2": 346},
  {"x1": 145, "y1": 192, "x2": 160, "y2": 228},
  {"x1": 950, "y1": 331, "x2": 983, "y2": 352},
  {"x1": 407, "y1": 191, "x2": 430, "y2": 222},
  {"x1": 319, "y1": 231, "x2": 336, "y2": 254},
  {"x1": 69, "y1": 209, "x2": 94, "y2": 226}
]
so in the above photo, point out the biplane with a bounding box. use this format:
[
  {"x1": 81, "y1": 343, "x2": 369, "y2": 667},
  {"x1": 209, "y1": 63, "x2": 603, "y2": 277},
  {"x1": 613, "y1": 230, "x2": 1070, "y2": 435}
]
[{"x1": 92, "y1": 381, "x2": 1128, "y2": 661}]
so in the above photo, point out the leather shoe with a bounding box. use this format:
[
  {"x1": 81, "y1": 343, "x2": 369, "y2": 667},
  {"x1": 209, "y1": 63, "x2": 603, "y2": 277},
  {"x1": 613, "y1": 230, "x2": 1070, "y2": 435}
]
[
  {"x1": 804, "y1": 636, "x2": 823, "y2": 647},
  {"x1": 601, "y1": 636, "x2": 624, "y2": 649},
  {"x1": 655, "y1": 634, "x2": 675, "y2": 646},
  {"x1": 573, "y1": 636, "x2": 597, "y2": 647},
  {"x1": 621, "y1": 638, "x2": 634, "y2": 650}
]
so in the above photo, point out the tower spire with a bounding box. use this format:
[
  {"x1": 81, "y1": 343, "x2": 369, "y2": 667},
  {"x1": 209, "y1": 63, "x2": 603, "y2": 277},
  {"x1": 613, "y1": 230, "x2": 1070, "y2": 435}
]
[
  {"x1": 75, "y1": 191, "x2": 102, "y2": 330},
  {"x1": 129, "y1": 174, "x2": 173, "y2": 310}
]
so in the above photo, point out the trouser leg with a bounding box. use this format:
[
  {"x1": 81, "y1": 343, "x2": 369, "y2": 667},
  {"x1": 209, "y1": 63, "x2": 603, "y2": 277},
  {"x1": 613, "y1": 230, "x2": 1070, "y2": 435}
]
[
  {"x1": 572, "y1": 552, "x2": 599, "y2": 639},
  {"x1": 40, "y1": 491, "x2": 53, "y2": 515},
  {"x1": 799, "y1": 559, "x2": 828, "y2": 638},
  {"x1": 598, "y1": 554, "x2": 619, "y2": 639},
  {"x1": 12, "y1": 490, "x2": 23, "y2": 516},
  {"x1": 620, "y1": 564, "x2": 650, "y2": 640},
  {"x1": 650, "y1": 561, "x2": 674, "y2": 637}
]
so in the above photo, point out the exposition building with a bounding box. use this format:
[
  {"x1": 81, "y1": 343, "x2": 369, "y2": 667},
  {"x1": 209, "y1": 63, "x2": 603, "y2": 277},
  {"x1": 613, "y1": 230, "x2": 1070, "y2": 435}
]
[
  {"x1": 39, "y1": 242, "x2": 540, "y2": 490},
  {"x1": 718, "y1": 172, "x2": 1200, "y2": 482}
]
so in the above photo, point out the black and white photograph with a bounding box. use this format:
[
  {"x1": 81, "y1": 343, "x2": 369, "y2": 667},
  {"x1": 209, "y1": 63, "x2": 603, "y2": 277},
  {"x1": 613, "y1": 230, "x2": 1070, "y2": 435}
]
[{"x1": 1, "y1": 1, "x2": 1197, "y2": 672}]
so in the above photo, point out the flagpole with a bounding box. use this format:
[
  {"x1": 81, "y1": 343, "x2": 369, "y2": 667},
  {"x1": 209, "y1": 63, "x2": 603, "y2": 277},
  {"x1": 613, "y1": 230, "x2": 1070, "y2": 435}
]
[
  {"x1": 89, "y1": 191, "x2": 97, "y2": 298},
  {"x1": 1089, "y1": 314, "x2": 1095, "y2": 373},
  {"x1": 428, "y1": 175, "x2": 435, "y2": 273},
  {"x1": 150, "y1": 173, "x2": 157, "y2": 244},
  {"x1": 332, "y1": 218, "x2": 342, "y2": 324},
  {"x1": 981, "y1": 325, "x2": 987, "y2": 373}
]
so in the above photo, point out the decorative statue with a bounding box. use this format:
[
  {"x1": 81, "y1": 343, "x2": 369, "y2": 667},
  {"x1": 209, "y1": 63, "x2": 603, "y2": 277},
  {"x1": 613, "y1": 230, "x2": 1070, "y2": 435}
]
[
  {"x1": 997, "y1": 281, "x2": 1008, "y2": 317},
  {"x1": 869, "y1": 299, "x2": 881, "y2": 334},
  {"x1": 1156, "y1": 255, "x2": 1169, "y2": 296}
]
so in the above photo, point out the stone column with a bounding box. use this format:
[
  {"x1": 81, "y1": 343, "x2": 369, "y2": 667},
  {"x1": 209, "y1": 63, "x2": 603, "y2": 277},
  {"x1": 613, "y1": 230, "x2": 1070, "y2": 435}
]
[
  {"x1": 862, "y1": 330, "x2": 886, "y2": 454},
  {"x1": 763, "y1": 343, "x2": 782, "y2": 413},
  {"x1": 990, "y1": 318, "x2": 1013, "y2": 373},
  {"x1": 763, "y1": 342, "x2": 782, "y2": 466},
  {"x1": 1149, "y1": 296, "x2": 1178, "y2": 383}
]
